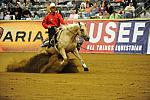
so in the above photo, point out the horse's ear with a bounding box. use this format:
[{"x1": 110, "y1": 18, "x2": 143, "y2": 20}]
[
  {"x1": 78, "y1": 22, "x2": 81, "y2": 28},
  {"x1": 78, "y1": 22, "x2": 81, "y2": 25}
]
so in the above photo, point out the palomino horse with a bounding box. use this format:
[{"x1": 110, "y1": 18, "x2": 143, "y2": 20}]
[{"x1": 42, "y1": 22, "x2": 90, "y2": 71}]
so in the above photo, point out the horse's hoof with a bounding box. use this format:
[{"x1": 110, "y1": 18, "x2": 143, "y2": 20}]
[{"x1": 84, "y1": 68, "x2": 89, "y2": 71}]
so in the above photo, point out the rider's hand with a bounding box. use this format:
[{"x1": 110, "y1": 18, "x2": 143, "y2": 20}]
[
  {"x1": 58, "y1": 27, "x2": 62, "y2": 30},
  {"x1": 53, "y1": 27, "x2": 58, "y2": 33}
]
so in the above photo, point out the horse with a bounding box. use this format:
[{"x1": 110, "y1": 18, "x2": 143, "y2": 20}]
[{"x1": 41, "y1": 22, "x2": 90, "y2": 72}]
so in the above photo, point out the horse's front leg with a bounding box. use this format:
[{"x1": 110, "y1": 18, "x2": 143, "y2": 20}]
[
  {"x1": 59, "y1": 48, "x2": 68, "y2": 64},
  {"x1": 72, "y1": 48, "x2": 89, "y2": 71}
]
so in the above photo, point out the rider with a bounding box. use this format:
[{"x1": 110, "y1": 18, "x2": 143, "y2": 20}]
[{"x1": 42, "y1": 3, "x2": 66, "y2": 47}]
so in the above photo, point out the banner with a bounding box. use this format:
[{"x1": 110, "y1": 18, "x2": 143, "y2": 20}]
[
  {"x1": 0, "y1": 19, "x2": 150, "y2": 54},
  {"x1": 115, "y1": 20, "x2": 149, "y2": 54},
  {"x1": 0, "y1": 21, "x2": 48, "y2": 52},
  {"x1": 80, "y1": 20, "x2": 150, "y2": 54},
  {"x1": 147, "y1": 27, "x2": 150, "y2": 54}
]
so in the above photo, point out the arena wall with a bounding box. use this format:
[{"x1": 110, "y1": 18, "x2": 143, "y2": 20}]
[{"x1": 0, "y1": 19, "x2": 150, "y2": 54}]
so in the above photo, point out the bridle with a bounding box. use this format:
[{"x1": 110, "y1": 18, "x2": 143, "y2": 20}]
[
  {"x1": 57, "y1": 22, "x2": 85, "y2": 43},
  {"x1": 66, "y1": 22, "x2": 84, "y2": 42}
]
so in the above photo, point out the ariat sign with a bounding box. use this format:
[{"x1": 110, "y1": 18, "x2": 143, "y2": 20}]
[{"x1": 1, "y1": 31, "x2": 45, "y2": 42}]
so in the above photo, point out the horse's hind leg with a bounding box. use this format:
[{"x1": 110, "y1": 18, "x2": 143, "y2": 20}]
[{"x1": 72, "y1": 48, "x2": 89, "y2": 71}]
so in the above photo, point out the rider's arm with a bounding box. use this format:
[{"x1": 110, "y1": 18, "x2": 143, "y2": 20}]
[{"x1": 42, "y1": 15, "x2": 51, "y2": 29}]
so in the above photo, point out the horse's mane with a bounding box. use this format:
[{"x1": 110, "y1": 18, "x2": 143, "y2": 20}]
[{"x1": 62, "y1": 23, "x2": 80, "y2": 30}]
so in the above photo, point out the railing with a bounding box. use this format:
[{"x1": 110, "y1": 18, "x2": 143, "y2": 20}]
[{"x1": 135, "y1": 0, "x2": 150, "y2": 17}]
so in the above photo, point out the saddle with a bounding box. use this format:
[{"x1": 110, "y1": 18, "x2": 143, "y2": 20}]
[
  {"x1": 41, "y1": 29, "x2": 61, "y2": 48},
  {"x1": 41, "y1": 34, "x2": 57, "y2": 48}
]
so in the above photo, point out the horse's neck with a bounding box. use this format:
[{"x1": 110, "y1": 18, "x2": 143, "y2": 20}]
[
  {"x1": 58, "y1": 27, "x2": 78, "y2": 43},
  {"x1": 67, "y1": 28, "x2": 77, "y2": 36},
  {"x1": 65, "y1": 28, "x2": 77, "y2": 37}
]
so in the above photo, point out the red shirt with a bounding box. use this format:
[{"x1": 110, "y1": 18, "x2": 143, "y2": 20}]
[{"x1": 42, "y1": 12, "x2": 66, "y2": 29}]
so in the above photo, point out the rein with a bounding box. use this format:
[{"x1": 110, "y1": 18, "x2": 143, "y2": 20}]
[
  {"x1": 57, "y1": 24, "x2": 83, "y2": 43},
  {"x1": 67, "y1": 28, "x2": 79, "y2": 42}
]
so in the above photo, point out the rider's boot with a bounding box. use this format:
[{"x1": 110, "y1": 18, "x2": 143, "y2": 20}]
[{"x1": 48, "y1": 38, "x2": 55, "y2": 48}]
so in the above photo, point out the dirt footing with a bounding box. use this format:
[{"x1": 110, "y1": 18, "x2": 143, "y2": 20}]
[{"x1": 7, "y1": 53, "x2": 79, "y2": 73}]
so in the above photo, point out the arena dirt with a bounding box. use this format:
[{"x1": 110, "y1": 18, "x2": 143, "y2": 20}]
[{"x1": 0, "y1": 53, "x2": 150, "y2": 100}]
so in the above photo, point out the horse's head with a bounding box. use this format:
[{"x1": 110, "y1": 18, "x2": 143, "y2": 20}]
[
  {"x1": 77, "y1": 22, "x2": 90, "y2": 41},
  {"x1": 62, "y1": 22, "x2": 89, "y2": 42}
]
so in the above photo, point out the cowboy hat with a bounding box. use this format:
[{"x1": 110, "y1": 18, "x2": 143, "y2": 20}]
[
  {"x1": 49, "y1": 3, "x2": 56, "y2": 9},
  {"x1": 47, "y1": 3, "x2": 56, "y2": 12}
]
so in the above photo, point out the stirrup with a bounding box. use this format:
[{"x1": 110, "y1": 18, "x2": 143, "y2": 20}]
[
  {"x1": 50, "y1": 39, "x2": 54, "y2": 44},
  {"x1": 48, "y1": 40, "x2": 54, "y2": 48}
]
